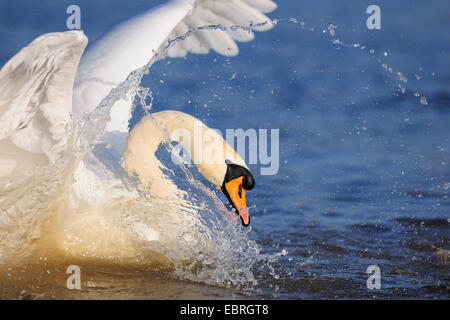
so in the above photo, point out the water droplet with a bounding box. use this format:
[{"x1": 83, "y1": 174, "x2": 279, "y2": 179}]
[
  {"x1": 420, "y1": 96, "x2": 428, "y2": 105},
  {"x1": 397, "y1": 72, "x2": 408, "y2": 83},
  {"x1": 327, "y1": 23, "x2": 337, "y2": 36}
]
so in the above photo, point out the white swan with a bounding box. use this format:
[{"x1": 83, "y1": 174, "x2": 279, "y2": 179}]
[{"x1": 0, "y1": 0, "x2": 276, "y2": 261}]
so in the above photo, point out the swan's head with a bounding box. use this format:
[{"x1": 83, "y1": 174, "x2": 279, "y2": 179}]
[
  {"x1": 220, "y1": 160, "x2": 255, "y2": 226},
  {"x1": 125, "y1": 111, "x2": 256, "y2": 226}
]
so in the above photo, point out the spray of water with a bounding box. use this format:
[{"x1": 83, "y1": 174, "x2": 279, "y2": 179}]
[{"x1": 0, "y1": 22, "x2": 287, "y2": 295}]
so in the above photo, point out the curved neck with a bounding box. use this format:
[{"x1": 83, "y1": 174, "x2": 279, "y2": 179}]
[{"x1": 124, "y1": 111, "x2": 247, "y2": 189}]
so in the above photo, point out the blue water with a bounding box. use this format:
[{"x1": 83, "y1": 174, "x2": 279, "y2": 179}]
[{"x1": 0, "y1": 0, "x2": 449, "y2": 299}]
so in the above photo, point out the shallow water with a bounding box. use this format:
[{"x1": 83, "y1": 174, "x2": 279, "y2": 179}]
[{"x1": 0, "y1": 0, "x2": 449, "y2": 299}]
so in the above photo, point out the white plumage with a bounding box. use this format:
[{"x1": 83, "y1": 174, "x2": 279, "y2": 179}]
[
  {"x1": 0, "y1": 31, "x2": 87, "y2": 162},
  {"x1": 0, "y1": 31, "x2": 87, "y2": 183}
]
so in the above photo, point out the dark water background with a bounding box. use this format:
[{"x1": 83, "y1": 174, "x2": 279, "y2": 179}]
[{"x1": 0, "y1": 0, "x2": 449, "y2": 299}]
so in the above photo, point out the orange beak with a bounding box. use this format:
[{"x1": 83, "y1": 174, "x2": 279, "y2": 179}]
[{"x1": 224, "y1": 177, "x2": 250, "y2": 226}]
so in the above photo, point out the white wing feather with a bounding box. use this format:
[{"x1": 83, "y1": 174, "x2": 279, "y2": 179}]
[
  {"x1": 73, "y1": 0, "x2": 277, "y2": 131},
  {"x1": 0, "y1": 31, "x2": 87, "y2": 168},
  {"x1": 168, "y1": 0, "x2": 276, "y2": 57}
]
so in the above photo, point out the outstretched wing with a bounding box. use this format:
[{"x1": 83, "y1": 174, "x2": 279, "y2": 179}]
[
  {"x1": 73, "y1": 0, "x2": 277, "y2": 131},
  {"x1": 0, "y1": 31, "x2": 87, "y2": 169},
  {"x1": 166, "y1": 0, "x2": 277, "y2": 57}
]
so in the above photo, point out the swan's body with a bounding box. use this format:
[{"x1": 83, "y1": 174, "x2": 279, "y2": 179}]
[{"x1": 0, "y1": 0, "x2": 275, "y2": 262}]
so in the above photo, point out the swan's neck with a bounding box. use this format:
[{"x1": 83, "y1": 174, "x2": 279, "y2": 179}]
[{"x1": 124, "y1": 111, "x2": 246, "y2": 191}]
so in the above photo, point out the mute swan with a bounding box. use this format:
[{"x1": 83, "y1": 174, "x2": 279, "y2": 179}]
[{"x1": 0, "y1": 0, "x2": 276, "y2": 261}]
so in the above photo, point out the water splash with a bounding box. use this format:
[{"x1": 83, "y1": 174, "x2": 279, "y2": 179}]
[
  {"x1": 0, "y1": 21, "x2": 287, "y2": 295},
  {"x1": 281, "y1": 16, "x2": 433, "y2": 106}
]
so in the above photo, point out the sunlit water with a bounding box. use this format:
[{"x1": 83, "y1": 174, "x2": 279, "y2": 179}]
[{"x1": 0, "y1": 0, "x2": 449, "y2": 299}]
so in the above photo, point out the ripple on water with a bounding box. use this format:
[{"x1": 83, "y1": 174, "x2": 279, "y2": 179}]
[
  {"x1": 394, "y1": 217, "x2": 449, "y2": 228},
  {"x1": 349, "y1": 223, "x2": 391, "y2": 235}
]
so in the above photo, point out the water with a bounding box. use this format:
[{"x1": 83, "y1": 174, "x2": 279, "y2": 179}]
[{"x1": 0, "y1": 0, "x2": 449, "y2": 299}]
